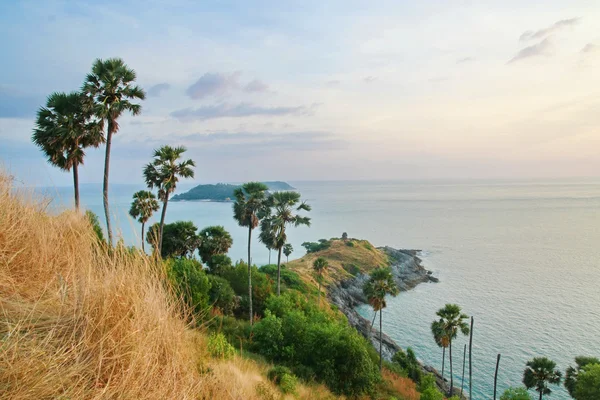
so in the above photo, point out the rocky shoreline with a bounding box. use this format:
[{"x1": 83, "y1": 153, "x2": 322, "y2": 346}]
[{"x1": 327, "y1": 246, "x2": 466, "y2": 398}]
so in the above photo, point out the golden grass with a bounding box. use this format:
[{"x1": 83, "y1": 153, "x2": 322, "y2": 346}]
[
  {"x1": 380, "y1": 369, "x2": 420, "y2": 400},
  {"x1": 0, "y1": 174, "x2": 339, "y2": 400}
]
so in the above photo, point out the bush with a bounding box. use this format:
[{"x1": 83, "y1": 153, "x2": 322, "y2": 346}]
[
  {"x1": 279, "y1": 373, "x2": 298, "y2": 395},
  {"x1": 261, "y1": 264, "x2": 306, "y2": 291},
  {"x1": 301, "y1": 239, "x2": 331, "y2": 253},
  {"x1": 418, "y1": 373, "x2": 437, "y2": 392},
  {"x1": 345, "y1": 241, "x2": 355, "y2": 247},
  {"x1": 206, "y1": 254, "x2": 233, "y2": 276},
  {"x1": 392, "y1": 347, "x2": 422, "y2": 383},
  {"x1": 420, "y1": 387, "x2": 444, "y2": 400},
  {"x1": 85, "y1": 210, "x2": 105, "y2": 244},
  {"x1": 167, "y1": 258, "x2": 211, "y2": 316},
  {"x1": 364, "y1": 242, "x2": 373, "y2": 250},
  {"x1": 207, "y1": 275, "x2": 236, "y2": 314},
  {"x1": 267, "y1": 365, "x2": 293, "y2": 383},
  {"x1": 222, "y1": 261, "x2": 274, "y2": 317},
  {"x1": 207, "y1": 332, "x2": 235, "y2": 359},
  {"x1": 342, "y1": 263, "x2": 360, "y2": 275},
  {"x1": 500, "y1": 387, "x2": 533, "y2": 400}
]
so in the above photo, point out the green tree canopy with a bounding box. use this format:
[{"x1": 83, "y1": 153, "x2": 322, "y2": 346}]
[
  {"x1": 147, "y1": 221, "x2": 199, "y2": 259},
  {"x1": 283, "y1": 243, "x2": 293, "y2": 262},
  {"x1": 522, "y1": 357, "x2": 562, "y2": 400},
  {"x1": 573, "y1": 363, "x2": 600, "y2": 400},
  {"x1": 197, "y1": 225, "x2": 233, "y2": 264},
  {"x1": 500, "y1": 387, "x2": 533, "y2": 400},
  {"x1": 129, "y1": 190, "x2": 159, "y2": 252},
  {"x1": 565, "y1": 357, "x2": 600, "y2": 397}
]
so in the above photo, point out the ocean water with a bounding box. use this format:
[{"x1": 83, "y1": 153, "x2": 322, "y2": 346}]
[{"x1": 35, "y1": 179, "x2": 600, "y2": 399}]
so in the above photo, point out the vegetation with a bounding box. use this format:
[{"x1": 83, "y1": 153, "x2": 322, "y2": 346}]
[
  {"x1": 572, "y1": 363, "x2": 600, "y2": 400},
  {"x1": 172, "y1": 181, "x2": 294, "y2": 201},
  {"x1": 302, "y1": 238, "x2": 332, "y2": 253},
  {"x1": 283, "y1": 242, "x2": 293, "y2": 262},
  {"x1": 431, "y1": 319, "x2": 450, "y2": 380},
  {"x1": 392, "y1": 347, "x2": 422, "y2": 383},
  {"x1": 85, "y1": 210, "x2": 105, "y2": 244},
  {"x1": 523, "y1": 357, "x2": 562, "y2": 400},
  {"x1": 144, "y1": 145, "x2": 195, "y2": 254},
  {"x1": 83, "y1": 58, "x2": 145, "y2": 245},
  {"x1": 313, "y1": 257, "x2": 329, "y2": 306},
  {"x1": 500, "y1": 387, "x2": 534, "y2": 400},
  {"x1": 129, "y1": 190, "x2": 159, "y2": 252},
  {"x1": 232, "y1": 181, "x2": 270, "y2": 325},
  {"x1": 364, "y1": 267, "x2": 399, "y2": 371},
  {"x1": 32, "y1": 91, "x2": 103, "y2": 210},
  {"x1": 147, "y1": 220, "x2": 200, "y2": 258},
  {"x1": 565, "y1": 356, "x2": 600, "y2": 397},
  {"x1": 197, "y1": 225, "x2": 233, "y2": 264}
]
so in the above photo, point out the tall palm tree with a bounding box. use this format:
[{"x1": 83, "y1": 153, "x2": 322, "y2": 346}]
[
  {"x1": 128, "y1": 190, "x2": 159, "y2": 252},
  {"x1": 83, "y1": 58, "x2": 145, "y2": 245},
  {"x1": 143, "y1": 145, "x2": 195, "y2": 254},
  {"x1": 363, "y1": 267, "x2": 399, "y2": 371},
  {"x1": 434, "y1": 304, "x2": 470, "y2": 396},
  {"x1": 431, "y1": 319, "x2": 450, "y2": 381},
  {"x1": 283, "y1": 243, "x2": 293, "y2": 263},
  {"x1": 32, "y1": 92, "x2": 103, "y2": 209},
  {"x1": 312, "y1": 257, "x2": 328, "y2": 306},
  {"x1": 523, "y1": 357, "x2": 562, "y2": 400},
  {"x1": 259, "y1": 191, "x2": 311, "y2": 296},
  {"x1": 232, "y1": 182, "x2": 269, "y2": 325}
]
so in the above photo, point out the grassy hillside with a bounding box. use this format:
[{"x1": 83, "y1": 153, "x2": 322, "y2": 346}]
[
  {"x1": 0, "y1": 174, "x2": 337, "y2": 400},
  {"x1": 287, "y1": 238, "x2": 391, "y2": 287}
]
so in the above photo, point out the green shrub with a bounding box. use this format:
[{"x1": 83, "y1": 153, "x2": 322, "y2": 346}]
[
  {"x1": 207, "y1": 332, "x2": 235, "y2": 359},
  {"x1": 252, "y1": 310, "x2": 283, "y2": 360},
  {"x1": 279, "y1": 373, "x2": 298, "y2": 395},
  {"x1": 392, "y1": 347, "x2": 422, "y2": 383},
  {"x1": 222, "y1": 261, "x2": 274, "y2": 317},
  {"x1": 267, "y1": 365, "x2": 293, "y2": 383},
  {"x1": 167, "y1": 258, "x2": 210, "y2": 315},
  {"x1": 420, "y1": 387, "x2": 444, "y2": 400},
  {"x1": 207, "y1": 275, "x2": 236, "y2": 314},
  {"x1": 261, "y1": 264, "x2": 306, "y2": 291},
  {"x1": 500, "y1": 387, "x2": 533, "y2": 400},
  {"x1": 345, "y1": 241, "x2": 355, "y2": 247},
  {"x1": 206, "y1": 254, "x2": 233, "y2": 276},
  {"x1": 85, "y1": 210, "x2": 105, "y2": 244},
  {"x1": 342, "y1": 263, "x2": 360, "y2": 275},
  {"x1": 364, "y1": 242, "x2": 373, "y2": 250},
  {"x1": 301, "y1": 239, "x2": 331, "y2": 253},
  {"x1": 418, "y1": 373, "x2": 437, "y2": 392}
]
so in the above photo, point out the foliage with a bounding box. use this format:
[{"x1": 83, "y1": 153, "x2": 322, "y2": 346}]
[
  {"x1": 129, "y1": 190, "x2": 159, "y2": 224},
  {"x1": 522, "y1": 357, "x2": 562, "y2": 399},
  {"x1": 341, "y1": 232, "x2": 348, "y2": 240},
  {"x1": 363, "y1": 267, "x2": 399, "y2": 312},
  {"x1": 166, "y1": 258, "x2": 211, "y2": 316},
  {"x1": 573, "y1": 363, "x2": 600, "y2": 400},
  {"x1": 172, "y1": 181, "x2": 294, "y2": 201},
  {"x1": 251, "y1": 292, "x2": 380, "y2": 396},
  {"x1": 85, "y1": 210, "x2": 105, "y2": 244},
  {"x1": 207, "y1": 332, "x2": 235, "y2": 359},
  {"x1": 565, "y1": 356, "x2": 600, "y2": 397},
  {"x1": 223, "y1": 261, "x2": 274, "y2": 317},
  {"x1": 260, "y1": 264, "x2": 306, "y2": 291},
  {"x1": 345, "y1": 241, "x2": 355, "y2": 247},
  {"x1": 197, "y1": 225, "x2": 233, "y2": 264},
  {"x1": 392, "y1": 347, "x2": 422, "y2": 383},
  {"x1": 342, "y1": 263, "x2": 360, "y2": 275},
  {"x1": 279, "y1": 373, "x2": 299, "y2": 395},
  {"x1": 417, "y1": 374, "x2": 437, "y2": 392},
  {"x1": 206, "y1": 254, "x2": 234, "y2": 276},
  {"x1": 420, "y1": 387, "x2": 444, "y2": 400},
  {"x1": 283, "y1": 243, "x2": 293, "y2": 260},
  {"x1": 207, "y1": 275, "x2": 236, "y2": 315},
  {"x1": 500, "y1": 387, "x2": 533, "y2": 400},
  {"x1": 147, "y1": 221, "x2": 199, "y2": 258},
  {"x1": 301, "y1": 239, "x2": 331, "y2": 253}
]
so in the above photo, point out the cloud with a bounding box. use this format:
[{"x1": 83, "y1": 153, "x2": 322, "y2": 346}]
[
  {"x1": 581, "y1": 43, "x2": 598, "y2": 53},
  {"x1": 507, "y1": 38, "x2": 552, "y2": 64},
  {"x1": 456, "y1": 57, "x2": 474, "y2": 64},
  {"x1": 146, "y1": 83, "x2": 170, "y2": 97},
  {"x1": 170, "y1": 102, "x2": 317, "y2": 121},
  {"x1": 519, "y1": 18, "x2": 580, "y2": 42},
  {"x1": 186, "y1": 72, "x2": 242, "y2": 99},
  {"x1": 244, "y1": 79, "x2": 269, "y2": 93},
  {"x1": 363, "y1": 76, "x2": 377, "y2": 83}
]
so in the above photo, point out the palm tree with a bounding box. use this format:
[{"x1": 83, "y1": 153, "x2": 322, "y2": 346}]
[
  {"x1": 198, "y1": 225, "x2": 233, "y2": 264},
  {"x1": 143, "y1": 145, "x2": 195, "y2": 254},
  {"x1": 434, "y1": 304, "x2": 470, "y2": 396},
  {"x1": 232, "y1": 182, "x2": 269, "y2": 325},
  {"x1": 128, "y1": 190, "x2": 159, "y2": 252},
  {"x1": 363, "y1": 267, "x2": 399, "y2": 371},
  {"x1": 259, "y1": 191, "x2": 311, "y2": 296},
  {"x1": 83, "y1": 58, "x2": 145, "y2": 245},
  {"x1": 431, "y1": 319, "x2": 450, "y2": 381},
  {"x1": 523, "y1": 357, "x2": 562, "y2": 400},
  {"x1": 312, "y1": 257, "x2": 329, "y2": 306},
  {"x1": 32, "y1": 92, "x2": 103, "y2": 210},
  {"x1": 283, "y1": 243, "x2": 293, "y2": 263}
]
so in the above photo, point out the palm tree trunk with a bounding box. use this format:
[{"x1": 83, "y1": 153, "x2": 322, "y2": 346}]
[
  {"x1": 442, "y1": 347, "x2": 446, "y2": 380},
  {"x1": 469, "y1": 316, "x2": 474, "y2": 400},
  {"x1": 493, "y1": 353, "x2": 501, "y2": 400},
  {"x1": 248, "y1": 225, "x2": 253, "y2": 326},
  {"x1": 276, "y1": 247, "x2": 282, "y2": 296},
  {"x1": 449, "y1": 340, "x2": 454, "y2": 396},
  {"x1": 103, "y1": 122, "x2": 114, "y2": 246},
  {"x1": 73, "y1": 163, "x2": 80, "y2": 210},
  {"x1": 158, "y1": 194, "x2": 169, "y2": 256},
  {"x1": 141, "y1": 222, "x2": 145, "y2": 252},
  {"x1": 460, "y1": 344, "x2": 467, "y2": 398},
  {"x1": 379, "y1": 308, "x2": 383, "y2": 371},
  {"x1": 286, "y1": 255, "x2": 289, "y2": 263},
  {"x1": 371, "y1": 310, "x2": 377, "y2": 331},
  {"x1": 539, "y1": 389, "x2": 543, "y2": 400}
]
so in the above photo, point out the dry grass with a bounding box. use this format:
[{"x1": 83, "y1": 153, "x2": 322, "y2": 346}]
[
  {"x1": 0, "y1": 174, "x2": 339, "y2": 400},
  {"x1": 381, "y1": 369, "x2": 420, "y2": 400}
]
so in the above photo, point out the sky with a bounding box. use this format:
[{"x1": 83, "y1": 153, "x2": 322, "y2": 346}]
[{"x1": 1, "y1": 0, "x2": 599, "y2": 186}]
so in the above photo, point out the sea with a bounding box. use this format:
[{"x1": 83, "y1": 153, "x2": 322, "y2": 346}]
[{"x1": 32, "y1": 179, "x2": 600, "y2": 400}]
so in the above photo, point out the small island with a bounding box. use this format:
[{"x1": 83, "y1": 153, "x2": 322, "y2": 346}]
[{"x1": 171, "y1": 181, "x2": 295, "y2": 202}]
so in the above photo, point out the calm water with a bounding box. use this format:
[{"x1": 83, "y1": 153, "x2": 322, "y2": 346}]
[{"x1": 36, "y1": 180, "x2": 600, "y2": 399}]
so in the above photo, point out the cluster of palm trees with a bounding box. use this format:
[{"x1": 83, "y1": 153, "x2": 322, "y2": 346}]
[
  {"x1": 232, "y1": 184, "x2": 311, "y2": 324},
  {"x1": 33, "y1": 58, "x2": 145, "y2": 247}
]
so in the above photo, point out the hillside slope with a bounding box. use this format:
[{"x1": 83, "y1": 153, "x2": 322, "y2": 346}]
[{"x1": 0, "y1": 174, "x2": 337, "y2": 400}]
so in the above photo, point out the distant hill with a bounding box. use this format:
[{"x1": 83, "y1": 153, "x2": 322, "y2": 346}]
[{"x1": 171, "y1": 181, "x2": 295, "y2": 202}]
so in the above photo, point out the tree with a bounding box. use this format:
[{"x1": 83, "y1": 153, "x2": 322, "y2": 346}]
[
  {"x1": 147, "y1": 221, "x2": 199, "y2": 259},
  {"x1": 197, "y1": 226, "x2": 233, "y2": 264},
  {"x1": 312, "y1": 257, "x2": 329, "y2": 306},
  {"x1": 259, "y1": 191, "x2": 311, "y2": 296},
  {"x1": 341, "y1": 232, "x2": 348, "y2": 241},
  {"x1": 433, "y1": 304, "x2": 470, "y2": 396},
  {"x1": 363, "y1": 267, "x2": 399, "y2": 371},
  {"x1": 573, "y1": 363, "x2": 600, "y2": 400},
  {"x1": 83, "y1": 58, "x2": 145, "y2": 245},
  {"x1": 128, "y1": 190, "x2": 159, "y2": 252},
  {"x1": 500, "y1": 387, "x2": 533, "y2": 400},
  {"x1": 232, "y1": 182, "x2": 270, "y2": 325},
  {"x1": 431, "y1": 319, "x2": 450, "y2": 381},
  {"x1": 283, "y1": 243, "x2": 293, "y2": 263},
  {"x1": 565, "y1": 357, "x2": 600, "y2": 397},
  {"x1": 143, "y1": 145, "x2": 195, "y2": 255},
  {"x1": 522, "y1": 357, "x2": 562, "y2": 400},
  {"x1": 33, "y1": 92, "x2": 103, "y2": 210}
]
